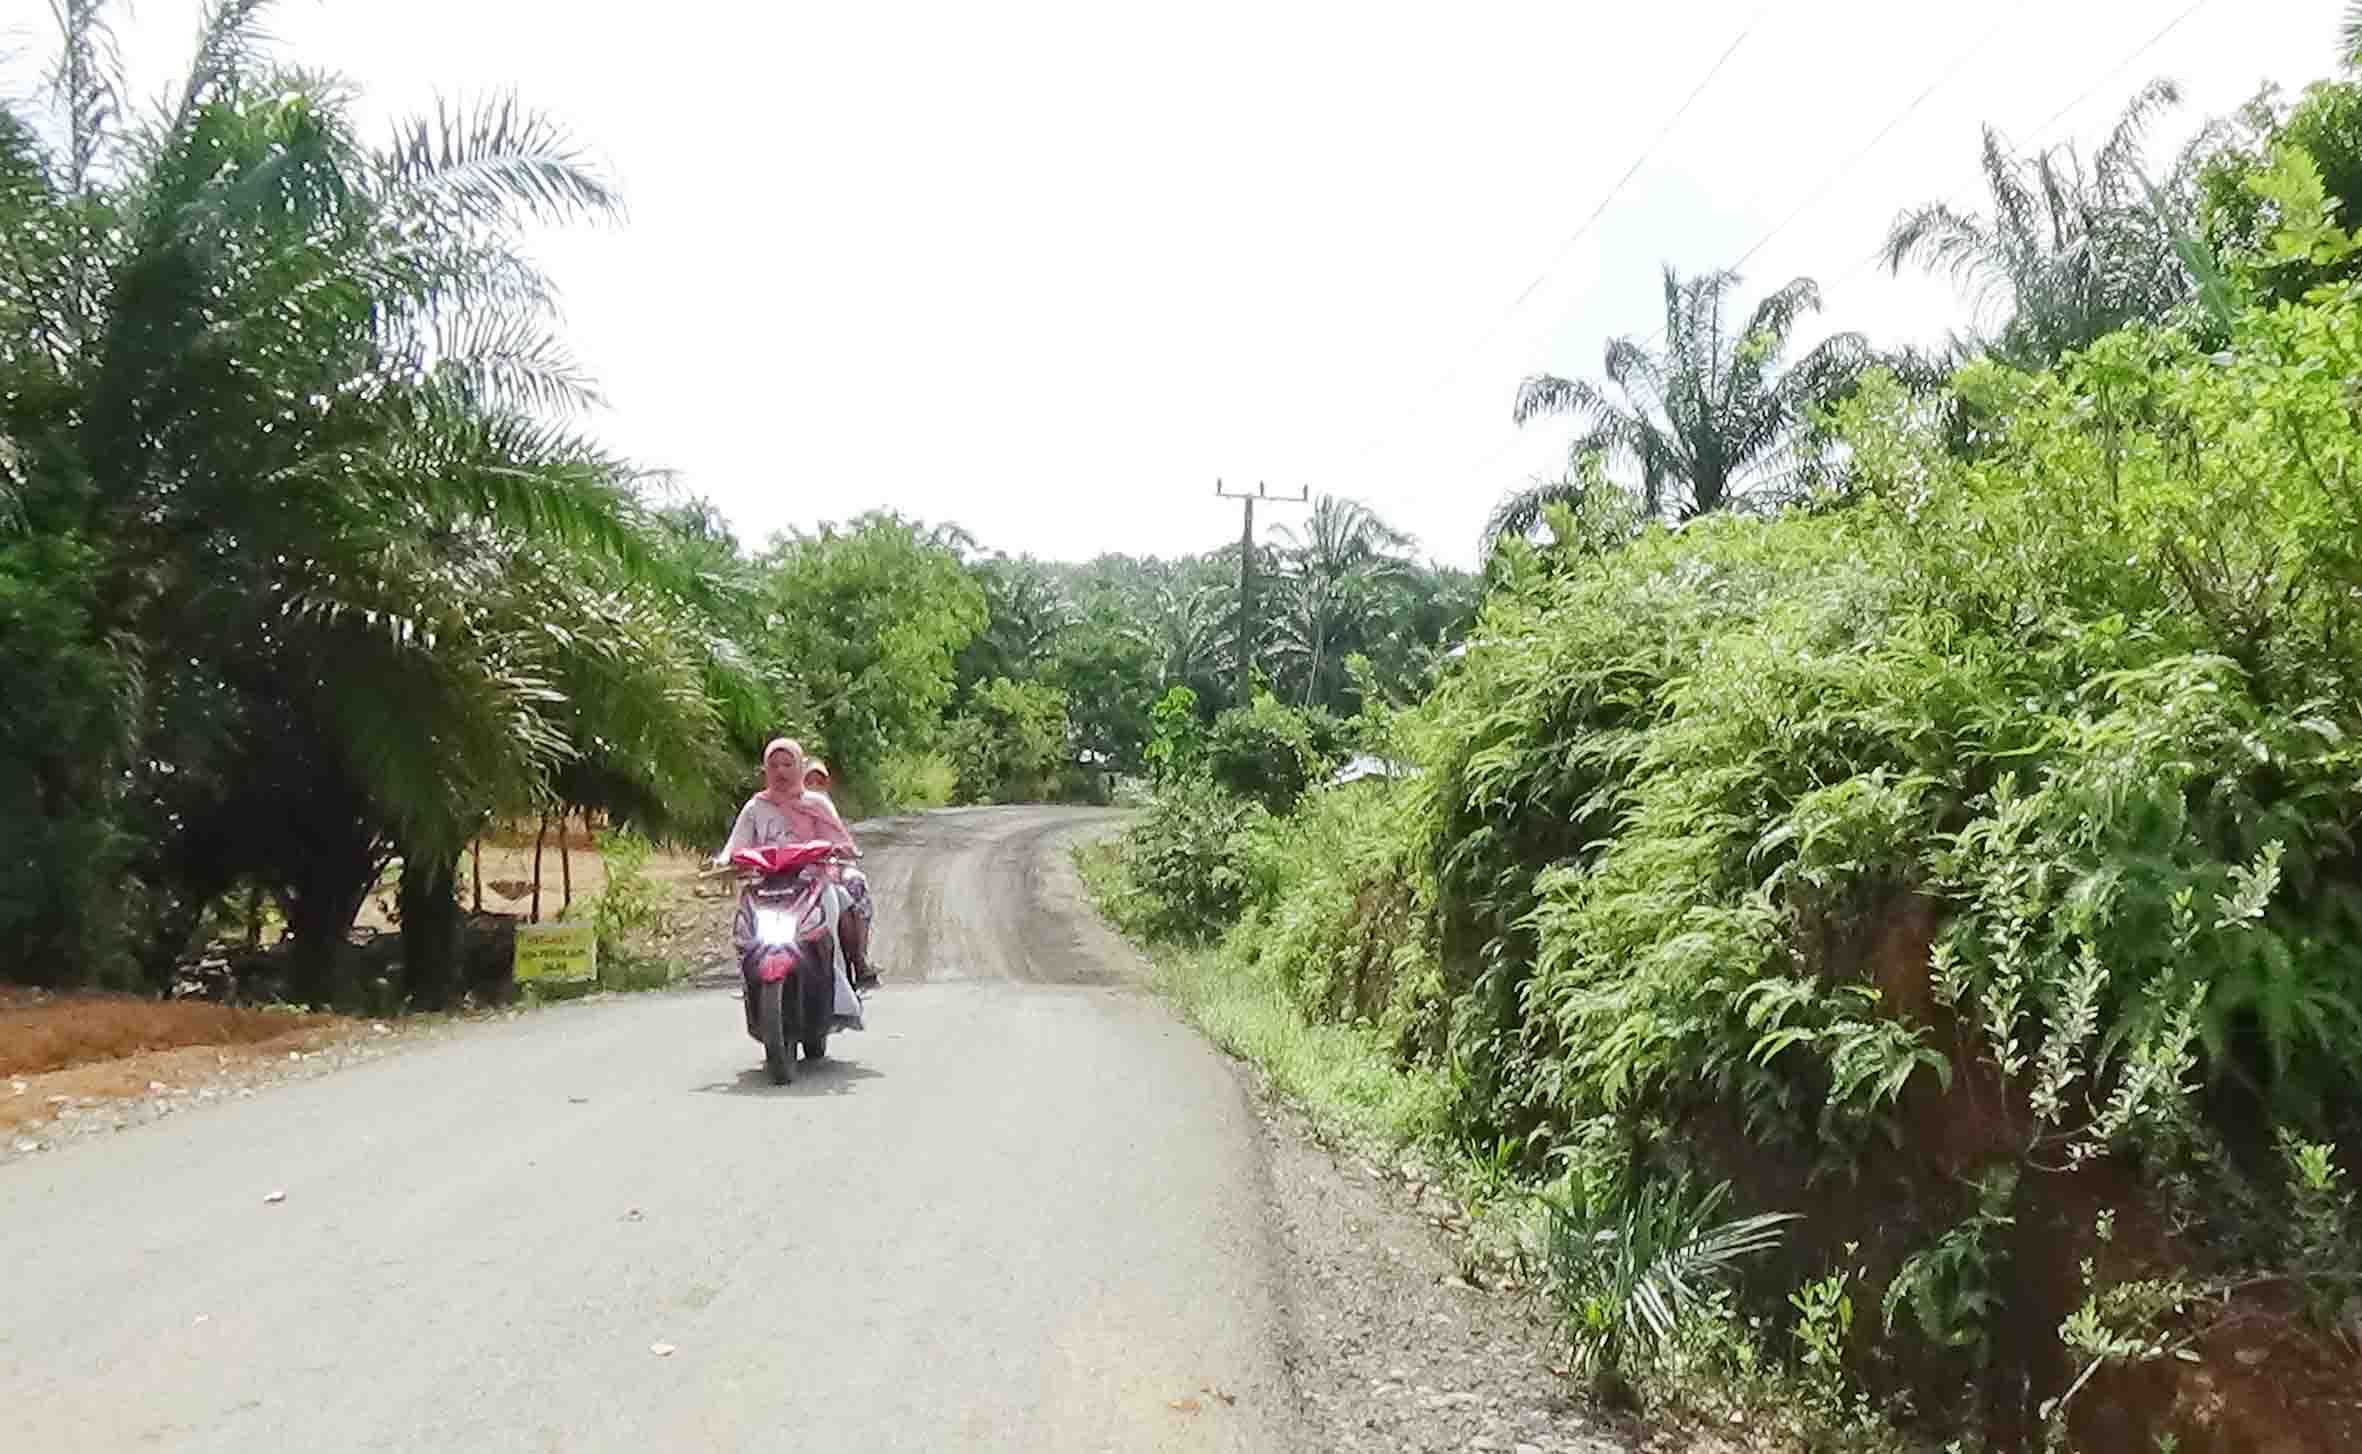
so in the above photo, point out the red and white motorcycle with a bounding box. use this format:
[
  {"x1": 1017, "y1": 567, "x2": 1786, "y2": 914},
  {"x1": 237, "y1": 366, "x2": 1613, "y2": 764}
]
[{"x1": 727, "y1": 840, "x2": 863, "y2": 1084}]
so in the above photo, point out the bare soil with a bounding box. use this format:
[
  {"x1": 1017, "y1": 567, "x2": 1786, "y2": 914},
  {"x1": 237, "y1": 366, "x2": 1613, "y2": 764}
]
[
  {"x1": 0, "y1": 1001, "x2": 403, "y2": 1157},
  {"x1": 0, "y1": 991, "x2": 336, "y2": 1077},
  {"x1": 354, "y1": 822, "x2": 713, "y2": 935}
]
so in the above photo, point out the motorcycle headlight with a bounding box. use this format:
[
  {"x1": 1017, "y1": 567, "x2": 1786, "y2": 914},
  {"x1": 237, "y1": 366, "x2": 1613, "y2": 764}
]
[{"x1": 753, "y1": 907, "x2": 795, "y2": 945}]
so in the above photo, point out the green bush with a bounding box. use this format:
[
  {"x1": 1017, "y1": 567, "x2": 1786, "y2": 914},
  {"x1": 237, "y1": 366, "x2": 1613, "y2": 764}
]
[
  {"x1": 1233, "y1": 781, "x2": 1445, "y2": 1057},
  {"x1": 1142, "y1": 685, "x2": 1205, "y2": 782},
  {"x1": 1116, "y1": 780, "x2": 1270, "y2": 941},
  {"x1": 947, "y1": 676, "x2": 1071, "y2": 804},
  {"x1": 1418, "y1": 314, "x2": 2362, "y2": 1156},
  {"x1": 2199, "y1": 78, "x2": 2362, "y2": 306},
  {"x1": 869, "y1": 749, "x2": 957, "y2": 815},
  {"x1": 1204, "y1": 693, "x2": 1347, "y2": 813},
  {"x1": 589, "y1": 829, "x2": 666, "y2": 985},
  {"x1": 1091, "y1": 294, "x2": 2362, "y2": 1435}
]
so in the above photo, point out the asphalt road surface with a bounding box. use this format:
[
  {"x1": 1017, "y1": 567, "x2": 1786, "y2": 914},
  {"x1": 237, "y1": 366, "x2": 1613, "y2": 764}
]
[{"x1": 2, "y1": 806, "x2": 1305, "y2": 1452}]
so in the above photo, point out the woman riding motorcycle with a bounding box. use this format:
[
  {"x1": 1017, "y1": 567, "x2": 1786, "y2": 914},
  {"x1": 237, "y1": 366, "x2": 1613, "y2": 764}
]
[{"x1": 718, "y1": 738, "x2": 879, "y2": 990}]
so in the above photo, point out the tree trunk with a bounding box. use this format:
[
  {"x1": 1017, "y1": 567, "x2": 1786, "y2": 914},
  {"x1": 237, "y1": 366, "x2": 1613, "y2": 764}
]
[
  {"x1": 397, "y1": 851, "x2": 464, "y2": 1012},
  {"x1": 282, "y1": 867, "x2": 374, "y2": 1010},
  {"x1": 559, "y1": 809, "x2": 573, "y2": 914},
  {"x1": 530, "y1": 811, "x2": 549, "y2": 924},
  {"x1": 1305, "y1": 615, "x2": 1326, "y2": 709},
  {"x1": 471, "y1": 838, "x2": 482, "y2": 914},
  {"x1": 245, "y1": 883, "x2": 264, "y2": 950}
]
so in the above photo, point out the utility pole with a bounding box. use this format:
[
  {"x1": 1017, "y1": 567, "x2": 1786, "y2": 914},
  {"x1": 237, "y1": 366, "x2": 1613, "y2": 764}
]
[{"x1": 1214, "y1": 479, "x2": 1308, "y2": 707}]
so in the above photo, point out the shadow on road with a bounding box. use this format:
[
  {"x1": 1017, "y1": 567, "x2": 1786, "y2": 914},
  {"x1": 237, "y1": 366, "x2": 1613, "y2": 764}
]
[{"x1": 693, "y1": 1058, "x2": 885, "y2": 1099}]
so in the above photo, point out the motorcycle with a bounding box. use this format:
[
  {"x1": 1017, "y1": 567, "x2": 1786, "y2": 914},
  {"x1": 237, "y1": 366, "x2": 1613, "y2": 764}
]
[{"x1": 727, "y1": 840, "x2": 862, "y2": 1084}]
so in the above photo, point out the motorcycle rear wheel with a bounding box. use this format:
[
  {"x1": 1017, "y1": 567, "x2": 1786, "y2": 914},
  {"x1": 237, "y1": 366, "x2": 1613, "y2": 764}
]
[{"x1": 759, "y1": 977, "x2": 791, "y2": 1085}]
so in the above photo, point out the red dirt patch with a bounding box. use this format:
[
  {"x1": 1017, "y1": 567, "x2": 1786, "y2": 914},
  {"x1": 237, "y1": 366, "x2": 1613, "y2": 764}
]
[
  {"x1": 2074, "y1": 1282, "x2": 2362, "y2": 1453},
  {"x1": 0, "y1": 1034, "x2": 350, "y2": 1137},
  {"x1": 1694, "y1": 891, "x2": 2362, "y2": 1451},
  {"x1": 0, "y1": 993, "x2": 335, "y2": 1078}
]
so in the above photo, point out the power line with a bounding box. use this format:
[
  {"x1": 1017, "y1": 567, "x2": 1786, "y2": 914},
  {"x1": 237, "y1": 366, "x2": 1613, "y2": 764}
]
[
  {"x1": 1794, "y1": 1, "x2": 2222, "y2": 315},
  {"x1": 2022, "y1": 0, "x2": 2217, "y2": 146},
  {"x1": 1465, "y1": 1, "x2": 2229, "y2": 514},
  {"x1": 1599, "y1": 0, "x2": 2204, "y2": 366},
  {"x1": 1596, "y1": 0, "x2": 2032, "y2": 363},
  {"x1": 1338, "y1": 3, "x2": 1775, "y2": 469},
  {"x1": 1444, "y1": 0, "x2": 2004, "y2": 513},
  {"x1": 1727, "y1": 0, "x2": 2033, "y2": 278},
  {"x1": 1487, "y1": 5, "x2": 1774, "y2": 334}
]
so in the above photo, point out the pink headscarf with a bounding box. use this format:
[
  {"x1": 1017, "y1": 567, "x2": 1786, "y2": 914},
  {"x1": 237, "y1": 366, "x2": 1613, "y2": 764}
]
[{"x1": 757, "y1": 739, "x2": 805, "y2": 811}]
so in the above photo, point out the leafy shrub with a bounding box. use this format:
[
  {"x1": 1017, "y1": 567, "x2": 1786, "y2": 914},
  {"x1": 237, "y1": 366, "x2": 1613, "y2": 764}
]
[
  {"x1": 1117, "y1": 780, "x2": 1269, "y2": 940},
  {"x1": 1537, "y1": 1171, "x2": 1795, "y2": 1402},
  {"x1": 947, "y1": 676, "x2": 1071, "y2": 804},
  {"x1": 589, "y1": 829, "x2": 665, "y2": 983},
  {"x1": 870, "y1": 748, "x2": 957, "y2": 814},
  {"x1": 1881, "y1": 1166, "x2": 2017, "y2": 1364},
  {"x1": 2279, "y1": 1133, "x2": 2362, "y2": 1331},
  {"x1": 2199, "y1": 79, "x2": 2362, "y2": 305},
  {"x1": 1142, "y1": 685, "x2": 1204, "y2": 782},
  {"x1": 1421, "y1": 312, "x2": 2362, "y2": 1153},
  {"x1": 1234, "y1": 781, "x2": 1445, "y2": 1057},
  {"x1": 1204, "y1": 693, "x2": 1347, "y2": 813}
]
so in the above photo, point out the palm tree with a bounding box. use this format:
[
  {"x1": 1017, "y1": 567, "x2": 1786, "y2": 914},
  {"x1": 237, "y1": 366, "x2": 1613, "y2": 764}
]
[
  {"x1": 1501, "y1": 266, "x2": 1867, "y2": 547},
  {"x1": 2343, "y1": 2, "x2": 2362, "y2": 66},
  {"x1": 960, "y1": 557, "x2": 1075, "y2": 686},
  {"x1": 1272, "y1": 495, "x2": 1412, "y2": 711},
  {"x1": 1883, "y1": 80, "x2": 2201, "y2": 368},
  {"x1": 1, "y1": 0, "x2": 713, "y2": 996},
  {"x1": 1147, "y1": 577, "x2": 1232, "y2": 706}
]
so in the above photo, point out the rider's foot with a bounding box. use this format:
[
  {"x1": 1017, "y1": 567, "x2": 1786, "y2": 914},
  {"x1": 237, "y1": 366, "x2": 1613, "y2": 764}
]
[{"x1": 853, "y1": 966, "x2": 881, "y2": 990}]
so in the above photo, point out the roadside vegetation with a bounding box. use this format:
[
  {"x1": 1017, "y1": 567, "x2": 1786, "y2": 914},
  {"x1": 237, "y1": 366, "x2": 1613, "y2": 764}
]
[
  {"x1": 0, "y1": 3, "x2": 1470, "y2": 1016},
  {"x1": 1087, "y1": 29, "x2": 2362, "y2": 1453},
  {"x1": 14, "y1": 3, "x2": 2362, "y2": 1449}
]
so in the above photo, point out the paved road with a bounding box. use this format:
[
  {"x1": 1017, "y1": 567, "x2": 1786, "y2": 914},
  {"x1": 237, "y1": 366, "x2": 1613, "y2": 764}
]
[{"x1": 1, "y1": 807, "x2": 1301, "y2": 1452}]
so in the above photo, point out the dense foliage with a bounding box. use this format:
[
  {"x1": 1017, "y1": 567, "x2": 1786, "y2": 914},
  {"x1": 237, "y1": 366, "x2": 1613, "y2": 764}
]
[
  {"x1": 0, "y1": 1, "x2": 725, "y2": 1003},
  {"x1": 1108, "y1": 66, "x2": 2362, "y2": 1454},
  {"x1": 0, "y1": 6, "x2": 1472, "y2": 1005}
]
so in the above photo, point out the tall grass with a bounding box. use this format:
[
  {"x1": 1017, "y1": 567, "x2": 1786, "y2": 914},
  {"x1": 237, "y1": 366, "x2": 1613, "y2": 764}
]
[{"x1": 1073, "y1": 840, "x2": 1447, "y2": 1150}]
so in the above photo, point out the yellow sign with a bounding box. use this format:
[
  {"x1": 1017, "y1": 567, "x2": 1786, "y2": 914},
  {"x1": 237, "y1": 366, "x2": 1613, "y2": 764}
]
[{"x1": 514, "y1": 921, "x2": 598, "y2": 983}]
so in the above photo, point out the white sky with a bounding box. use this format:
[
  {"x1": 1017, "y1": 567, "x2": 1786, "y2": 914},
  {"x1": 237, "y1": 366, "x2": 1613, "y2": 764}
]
[{"x1": 1, "y1": 0, "x2": 2345, "y2": 567}]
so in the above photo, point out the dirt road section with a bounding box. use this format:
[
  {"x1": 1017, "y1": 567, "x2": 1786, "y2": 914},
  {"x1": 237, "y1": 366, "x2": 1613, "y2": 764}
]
[{"x1": 851, "y1": 804, "x2": 1132, "y2": 987}]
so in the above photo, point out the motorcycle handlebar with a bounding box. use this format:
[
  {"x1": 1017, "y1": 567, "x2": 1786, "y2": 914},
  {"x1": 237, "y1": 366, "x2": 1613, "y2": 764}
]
[{"x1": 701, "y1": 850, "x2": 860, "y2": 880}]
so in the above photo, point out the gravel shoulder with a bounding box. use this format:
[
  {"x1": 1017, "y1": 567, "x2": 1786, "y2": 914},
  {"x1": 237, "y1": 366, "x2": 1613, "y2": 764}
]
[{"x1": 1, "y1": 1016, "x2": 415, "y2": 1164}]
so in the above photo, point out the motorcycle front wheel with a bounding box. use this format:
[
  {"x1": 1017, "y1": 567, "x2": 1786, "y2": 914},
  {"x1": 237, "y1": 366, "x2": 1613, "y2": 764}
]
[{"x1": 759, "y1": 977, "x2": 791, "y2": 1085}]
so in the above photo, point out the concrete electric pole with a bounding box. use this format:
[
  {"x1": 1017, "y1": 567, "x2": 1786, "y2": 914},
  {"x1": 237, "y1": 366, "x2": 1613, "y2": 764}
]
[{"x1": 1214, "y1": 479, "x2": 1308, "y2": 707}]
